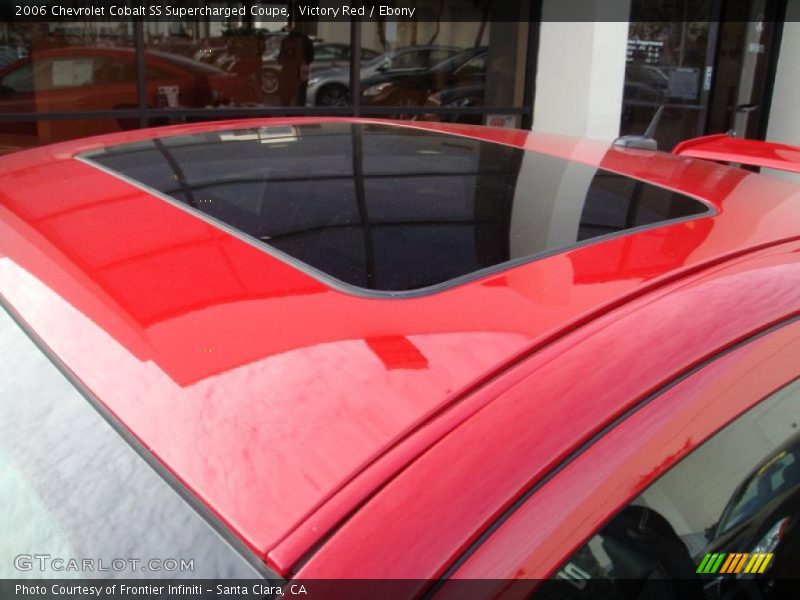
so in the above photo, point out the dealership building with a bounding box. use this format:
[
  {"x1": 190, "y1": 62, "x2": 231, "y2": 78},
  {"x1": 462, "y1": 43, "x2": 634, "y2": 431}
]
[{"x1": 0, "y1": 0, "x2": 797, "y2": 181}]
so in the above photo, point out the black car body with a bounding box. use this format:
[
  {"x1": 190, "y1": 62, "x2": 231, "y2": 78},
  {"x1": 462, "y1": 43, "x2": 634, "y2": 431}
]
[
  {"x1": 425, "y1": 80, "x2": 486, "y2": 123},
  {"x1": 700, "y1": 431, "x2": 800, "y2": 596},
  {"x1": 361, "y1": 46, "x2": 487, "y2": 110}
]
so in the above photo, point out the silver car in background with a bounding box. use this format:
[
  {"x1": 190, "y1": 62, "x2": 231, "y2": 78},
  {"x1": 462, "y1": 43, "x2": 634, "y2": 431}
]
[{"x1": 257, "y1": 42, "x2": 379, "y2": 98}]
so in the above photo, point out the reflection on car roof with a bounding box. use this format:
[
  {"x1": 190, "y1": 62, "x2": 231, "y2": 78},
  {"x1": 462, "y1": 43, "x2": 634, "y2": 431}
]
[{"x1": 81, "y1": 122, "x2": 711, "y2": 294}]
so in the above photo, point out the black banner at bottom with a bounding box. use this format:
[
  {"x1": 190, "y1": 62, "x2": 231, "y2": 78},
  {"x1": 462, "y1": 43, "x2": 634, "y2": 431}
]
[{"x1": 6, "y1": 578, "x2": 800, "y2": 600}]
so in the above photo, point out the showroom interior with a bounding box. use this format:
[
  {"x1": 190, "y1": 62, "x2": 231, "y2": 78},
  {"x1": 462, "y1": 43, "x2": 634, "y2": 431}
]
[{"x1": 0, "y1": 0, "x2": 797, "y2": 176}]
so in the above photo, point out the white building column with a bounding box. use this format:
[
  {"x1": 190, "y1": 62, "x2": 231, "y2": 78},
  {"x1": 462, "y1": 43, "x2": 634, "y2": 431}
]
[
  {"x1": 532, "y1": 0, "x2": 631, "y2": 141},
  {"x1": 765, "y1": 0, "x2": 800, "y2": 183}
]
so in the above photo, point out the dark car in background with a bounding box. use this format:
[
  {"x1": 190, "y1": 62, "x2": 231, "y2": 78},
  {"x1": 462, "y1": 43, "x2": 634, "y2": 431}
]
[
  {"x1": 0, "y1": 44, "x2": 25, "y2": 69},
  {"x1": 624, "y1": 64, "x2": 670, "y2": 101},
  {"x1": 306, "y1": 44, "x2": 460, "y2": 106},
  {"x1": 424, "y1": 81, "x2": 486, "y2": 123},
  {"x1": 361, "y1": 46, "x2": 487, "y2": 116},
  {"x1": 700, "y1": 431, "x2": 800, "y2": 591}
]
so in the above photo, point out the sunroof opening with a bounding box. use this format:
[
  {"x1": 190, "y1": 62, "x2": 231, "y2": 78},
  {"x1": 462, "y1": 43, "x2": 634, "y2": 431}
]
[{"x1": 80, "y1": 122, "x2": 711, "y2": 293}]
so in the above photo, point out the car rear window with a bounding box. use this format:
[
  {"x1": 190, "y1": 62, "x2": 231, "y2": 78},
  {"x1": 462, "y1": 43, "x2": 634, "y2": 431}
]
[{"x1": 80, "y1": 122, "x2": 711, "y2": 294}]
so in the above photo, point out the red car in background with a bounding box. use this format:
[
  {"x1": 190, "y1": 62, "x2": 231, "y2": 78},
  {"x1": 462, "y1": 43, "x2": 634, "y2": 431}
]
[
  {"x1": 2, "y1": 118, "x2": 800, "y2": 598},
  {"x1": 0, "y1": 47, "x2": 255, "y2": 149}
]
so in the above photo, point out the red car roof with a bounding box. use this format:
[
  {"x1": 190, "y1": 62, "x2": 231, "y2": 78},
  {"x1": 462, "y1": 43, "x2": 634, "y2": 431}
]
[{"x1": 2, "y1": 118, "x2": 800, "y2": 575}]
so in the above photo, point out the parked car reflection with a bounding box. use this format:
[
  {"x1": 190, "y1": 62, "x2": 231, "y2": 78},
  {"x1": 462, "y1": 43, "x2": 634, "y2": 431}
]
[
  {"x1": 362, "y1": 46, "x2": 487, "y2": 117},
  {"x1": 0, "y1": 46, "x2": 255, "y2": 112},
  {"x1": 621, "y1": 64, "x2": 670, "y2": 127},
  {"x1": 424, "y1": 82, "x2": 485, "y2": 123},
  {"x1": 0, "y1": 44, "x2": 25, "y2": 69},
  {"x1": 0, "y1": 47, "x2": 256, "y2": 145},
  {"x1": 256, "y1": 42, "x2": 378, "y2": 99},
  {"x1": 306, "y1": 44, "x2": 459, "y2": 107},
  {"x1": 624, "y1": 64, "x2": 670, "y2": 102}
]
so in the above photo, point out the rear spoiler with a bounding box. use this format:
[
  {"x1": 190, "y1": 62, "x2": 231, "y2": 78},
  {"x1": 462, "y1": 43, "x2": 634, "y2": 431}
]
[{"x1": 672, "y1": 134, "x2": 800, "y2": 174}]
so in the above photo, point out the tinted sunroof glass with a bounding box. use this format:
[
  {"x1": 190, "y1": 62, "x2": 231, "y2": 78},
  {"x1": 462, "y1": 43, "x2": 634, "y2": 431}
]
[{"x1": 81, "y1": 123, "x2": 710, "y2": 292}]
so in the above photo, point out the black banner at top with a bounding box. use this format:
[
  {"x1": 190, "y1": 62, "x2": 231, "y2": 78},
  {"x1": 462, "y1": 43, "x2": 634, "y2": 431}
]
[
  {"x1": 4, "y1": 0, "x2": 529, "y2": 23},
  {"x1": 1, "y1": 0, "x2": 790, "y2": 23}
]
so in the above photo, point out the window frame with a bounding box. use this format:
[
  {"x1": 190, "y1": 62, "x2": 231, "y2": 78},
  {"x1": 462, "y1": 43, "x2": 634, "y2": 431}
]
[
  {"x1": 0, "y1": 19, "x2": 537, "y2": 129},
  {"x1": 447, "y1": 314, "x2": 800, "y2": 583}
]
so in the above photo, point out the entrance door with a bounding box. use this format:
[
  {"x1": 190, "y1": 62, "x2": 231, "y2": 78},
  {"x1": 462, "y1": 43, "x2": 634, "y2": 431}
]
[
  {"x1": 708, "y1": 0, "x2": 784, "y2": 139},
  {"x1": 620, "y1": 0, "x2": 720, "y2": 151}
]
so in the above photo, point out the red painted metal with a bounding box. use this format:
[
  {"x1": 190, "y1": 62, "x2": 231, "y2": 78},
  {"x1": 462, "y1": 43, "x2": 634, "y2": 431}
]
[
  {"x1": 0, "y1": 47, "x2": 257, "y2": 111},
  {"x1": 297, "y1": 240, "x2": 800, "y2": 582},
  {"x1": 1, "y1": 119, "x2": 800, "y2": 577},
  {"x1": 673, "y1": 133, "x2": 800, "y2": 174},
  {"x1": 451, "y1": 315, "x2": 800, "y2": 585}
]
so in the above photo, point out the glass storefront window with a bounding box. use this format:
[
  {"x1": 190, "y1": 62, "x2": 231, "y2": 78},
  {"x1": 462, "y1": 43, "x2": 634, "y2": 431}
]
[
  {"x1": 0, "y1": 5, "x2": 532, "y2": 155},
  {"x1": 357, "y1": 0, "x2": 528, "y2": 125},
  {"x1": 0, "y1": 22, "x2": 138, "y2": 116},
  {"x1": 621, "y1": 0, "x2": 714, "y2": 150},
  {"x1": 143, "y1": 19, "x2": 353, "y2": 109}
]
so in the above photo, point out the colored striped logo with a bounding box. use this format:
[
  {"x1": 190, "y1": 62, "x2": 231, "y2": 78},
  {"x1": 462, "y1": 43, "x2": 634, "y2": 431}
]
[{"x1": 696, "y1": 552, "x2": 773, "y2": 574}]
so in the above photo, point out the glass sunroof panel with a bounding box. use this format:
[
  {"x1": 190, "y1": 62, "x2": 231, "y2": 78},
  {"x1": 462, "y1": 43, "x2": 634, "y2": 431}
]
[{"x1": 80, "y1": 122, "x2": 711, "y2": 293}]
